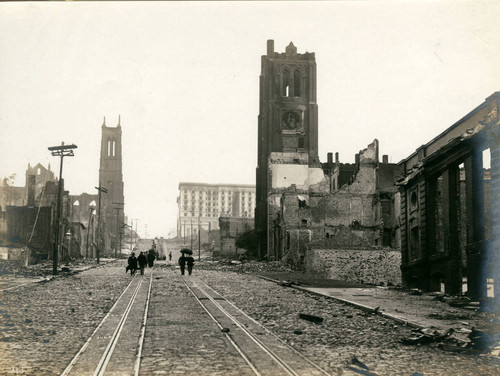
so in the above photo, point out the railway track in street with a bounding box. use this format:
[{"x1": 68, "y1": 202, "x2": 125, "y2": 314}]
[
  {"x1": 180, "y1": 273, "x2": 332, "y2": 376},
  {"x1": 60, "y1": 272, "x2": 153, "y2": 376}
]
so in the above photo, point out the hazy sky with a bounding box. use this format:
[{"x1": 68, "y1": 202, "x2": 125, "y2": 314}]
[{"x1": 1, "y1": 1, "x2": 499, "y2": 237}]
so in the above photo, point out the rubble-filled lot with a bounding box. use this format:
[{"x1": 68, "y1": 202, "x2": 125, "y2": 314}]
[
  {"x1": 0, "y1": 261, "x2": 131, "y2": 376},
  {"x1": 197, "y1": 269, "x2": 500, "y2": 376}
]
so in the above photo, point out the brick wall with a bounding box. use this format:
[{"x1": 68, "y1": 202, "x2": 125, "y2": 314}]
[{"x1": 305, "y1": 248, "x2": 402, "y2": 286}]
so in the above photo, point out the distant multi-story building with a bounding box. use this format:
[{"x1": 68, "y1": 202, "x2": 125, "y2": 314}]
[{"x1": 177, "y1": 182, "x2": 256, "y2": 239}]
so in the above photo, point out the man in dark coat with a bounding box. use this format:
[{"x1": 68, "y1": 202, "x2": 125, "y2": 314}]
[
  {"x1": 178, "y1": 255, "x2": 186, "y2": 275},
  {"x1": 127, "y1": 252, "x2": 138, "y2": 276},
  {"x1": 185, "y1": 255, "x2": 195, "y2": 275},
  {"x1": 137, "y1": 252, "x2": 147, "y2": 275},
  {"x1": 147, "y1": 249, "x2": 156, "y2": 268},
  {"x1": 168, "y1": 251, "x2": 172, "y2": 261}
]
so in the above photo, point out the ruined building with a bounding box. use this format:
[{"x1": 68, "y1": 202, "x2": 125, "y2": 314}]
[
  {"x1": 398, "y1": 92, "x2": 500, "y2": 301},
  {"x1": 99, "y1": 116, "x2": 125, "y2": 254},
  {"x1": 254, "y1": 41, "x2": 402, "y2": 285},
  {"x1": 255, "y1": 40, "x2": 321, "y2": 257}
]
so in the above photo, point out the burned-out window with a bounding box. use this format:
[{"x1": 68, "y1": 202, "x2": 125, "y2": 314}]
[
  {"x1": 409, "y1": 225, "x2": 420, "y2": 261},
  {"x1": 410, "y1": 191, "x2": 418, "y2": 210},
  {"x1": 298, "y1": 138, "x2": 305, "y2": 148},
  {"x1": 283, "y1": 70, "x2": 291, "y2": 97},
  {"x1": 294, "y1": 70, "x2": 301, "y2": 97},
  {"x1": 301, "y1": 219, "x2": 308, "y2": 228}
]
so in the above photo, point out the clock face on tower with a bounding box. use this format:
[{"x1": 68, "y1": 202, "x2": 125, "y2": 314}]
[{"x1": 282, "y1": 111, "x2": 301, "y2": 130}]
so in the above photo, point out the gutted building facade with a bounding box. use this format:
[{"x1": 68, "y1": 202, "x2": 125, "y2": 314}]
[
  {"x1": 255, "y1": 40, "x2": 321, "y2": 258},
  {"x1": 398, "y1": 92, "x2": 500, "y2": 301}
]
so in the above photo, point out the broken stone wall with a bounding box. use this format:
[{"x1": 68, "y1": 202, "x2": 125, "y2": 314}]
[{"x1": 305, "y1": 248, "x2": 402, "y2": 286}]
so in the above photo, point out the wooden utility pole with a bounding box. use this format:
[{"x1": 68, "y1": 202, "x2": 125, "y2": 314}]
[
  {"x1": 48, "y1": 142, "x2": 77, "y2": 275},
  {"x1": 95, "y1": 184, "x2": 108, "y2": 263},
  {"x1": 113, "y1": 202, "x2": 124, "y2": 258},
  {"x1": 85, "y1": 205, "x2": 95, "y2": 258}
]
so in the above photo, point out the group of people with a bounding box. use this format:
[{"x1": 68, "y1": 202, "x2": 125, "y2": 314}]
[
  {"x1": 126, "y1": 248, "x2": 156, "y2": 276},
  {"x1": 126, "y1": 248, "x2": 195, "y2": 276}
]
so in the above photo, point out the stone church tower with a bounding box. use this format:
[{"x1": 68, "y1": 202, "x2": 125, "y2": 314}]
[
  {"x1": 99, "y1": 116, "x2": 125, "y2": 249},
  {"x1": 255, "y1": 40, "x2": 320, "y2": 256}
]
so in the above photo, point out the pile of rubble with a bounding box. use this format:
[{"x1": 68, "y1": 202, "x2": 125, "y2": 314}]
[
  {"x1": 196, "y1": 260, "x2": 293, "y2": 274},
  {"x1": 401, "y1": 326, "x2": 499, "y2": 354}
]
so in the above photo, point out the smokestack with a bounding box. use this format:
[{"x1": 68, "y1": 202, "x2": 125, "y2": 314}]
[
  {"x1": 267, "y1": 39, "x2": 274, "y2": 55},
  {"x1": 382, "y1": 155, "x2": 389, "y2": 164},
  {"x1": 335, "y1": 152, "x2": 339, "y2": 164},
  {"x1": 327, "y1": 152, "x2": 333, "y2": 164}
]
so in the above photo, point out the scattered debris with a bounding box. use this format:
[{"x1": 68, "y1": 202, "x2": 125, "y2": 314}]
[
  {"x1": 299, "y1": 313, "x2": 323, "y2": 324},
  {"x1": 346, "y1": 356, "x2": 378, "y2": 375},
  {"x1": 221, "y1": 328, "x2": 230, "y2": 333},
  {"x1": 293, "y1": 330, "x2": 303, "y2": 335},
  {"x1": 409, "y1": 289, "x2": 422, "y2": 296}
]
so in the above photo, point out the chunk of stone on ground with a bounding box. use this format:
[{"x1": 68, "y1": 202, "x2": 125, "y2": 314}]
[{"x1": 299, "y1": 313, "x2": 323, "y2": 324}]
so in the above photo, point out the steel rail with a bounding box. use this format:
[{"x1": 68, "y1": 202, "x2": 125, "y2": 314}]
[
  {"x1": 93, "y1": 276, "x2": 144, "y2": 376},
  {"x1": 196, "y1": 277, "x2": 331, "y2": 376},
  {"x1": 134, "y1": 272, "x2": 154, "y2": 376},
  {"x1": 179, "y1": 275, "x2": 262, "y2": 376},
  {"x1": 180, "y1": 275, "x2": 324, "y2": 376},
  {"x1": 60, "y1": 275, "x2": 137, "y2": 376}
]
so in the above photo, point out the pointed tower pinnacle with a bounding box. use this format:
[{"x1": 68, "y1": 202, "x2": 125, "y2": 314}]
[
  {"x1": 102, "y1": 116, "x2": 106, "y2": 128},
  {"x1": 117, "y1": 115, "x2": 121, "y2": 127}
]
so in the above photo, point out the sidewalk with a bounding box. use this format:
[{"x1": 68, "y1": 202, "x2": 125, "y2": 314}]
[
  {"x1": 0, "y1": 258, "x2": 118, "y2": 292},
  {"x1": 252, "y1": 271, "x2": 500, "y2": 356}
]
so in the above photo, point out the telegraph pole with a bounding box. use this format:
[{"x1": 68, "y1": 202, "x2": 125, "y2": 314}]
[
  {"x1": 190, "y1": 218, "x2": 193, "y2": 250},
  {"x1": 95, "y1": 184, "x2": 108, "y2": 263},
  {"x1": 48, "y1": 142, "x2": 77, "y2": 275},
  {"x1": 198, "y1": 217, "x2": 201, "y2": 261},
  {"x1": 113, "y1": 202, "x2": 124, "y2": 258},
  {"x1": 85, "y1": 204, "x2": 95, "y2": 258}
]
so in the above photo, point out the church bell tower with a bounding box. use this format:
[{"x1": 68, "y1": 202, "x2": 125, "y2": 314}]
[
  {"x1": 99, "y1": 116, "x2": 125, "y2": 249},
  {"x1": 255, "y1": 40, "x2": 319, "y2": 255}
]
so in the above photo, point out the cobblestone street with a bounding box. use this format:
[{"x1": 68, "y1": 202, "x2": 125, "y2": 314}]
[{"x1": 1, "y1": 259, "x2": 499, "y2": 376}]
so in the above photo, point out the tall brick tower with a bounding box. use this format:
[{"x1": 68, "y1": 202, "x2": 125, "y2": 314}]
[
  {"x1": 255, "y1": 40, "x2": 319, "y2": 256},
  {"x1": 99, "y1": 116, "x2": 125, "y2": 250}
]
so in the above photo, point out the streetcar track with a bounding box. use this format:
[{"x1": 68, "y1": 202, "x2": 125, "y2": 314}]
[
  {"x1": 60, "y1": 270, "x2": 154, "y2": 376},
  {"x1": 60, "y1": 275, "x2": 137, "y2": 376},
  {"x1": 134, "y1": 272, "x2": 153, "y2": 376},
  {"x1": 197, "y1": 277, "x2": 331, "y2": 376},
  {"x1": 93, "y1": 276, "x2": 144, "y2": 376},
  {"x1": 179, "y1": 273, "x2": 331, "y2": 376}
]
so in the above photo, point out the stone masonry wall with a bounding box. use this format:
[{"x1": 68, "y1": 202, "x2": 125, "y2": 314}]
[{"x1": 305, "y1": 248, "x2": 402, "y2": 286}]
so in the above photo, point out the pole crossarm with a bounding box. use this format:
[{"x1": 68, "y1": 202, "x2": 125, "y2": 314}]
[{"x1": 48, "y1": 141, "x2": 77, "y2": 275}]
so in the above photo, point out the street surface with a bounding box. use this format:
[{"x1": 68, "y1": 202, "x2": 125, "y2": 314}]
[{"x1": 0, "y1": 241, "x2": 499, "y2": 375}]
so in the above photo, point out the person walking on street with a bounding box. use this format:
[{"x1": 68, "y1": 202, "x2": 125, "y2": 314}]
[
  {"x1": 168, "y1": 251, "x2": 172, "y2": 261},
  {"x1": 127, "y1": 252, "x2": 138, "y2": 276},
  {"x1": 147, "y1": 248, "x2": 156, "y2": 268},
  {"x1": 138, "y1": 251, "x2": 147, "y2": 276},
  {"x1": 178, "y1": 254, "x2": 186, "y2": 275},
  {"x1": 186, "y1": 255, "x2": 195, "y2": 275}
]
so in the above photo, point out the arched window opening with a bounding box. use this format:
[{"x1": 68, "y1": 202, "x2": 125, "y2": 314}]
[
  {"x1": 107, "y1": 140, "x2": 111, "y2": 156},
  {"x1": 37, "y1": 168, "x2": 41, "y2": 175},
  {"x1": 112, "y1": 141, "x2": 116, "y2": 157},
  {"x1": 294, "y1": 70, "x2": 301, "y2": 97},
  {"x1": 283, "y1": 70, "x2": 291, "y2": 97}
]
